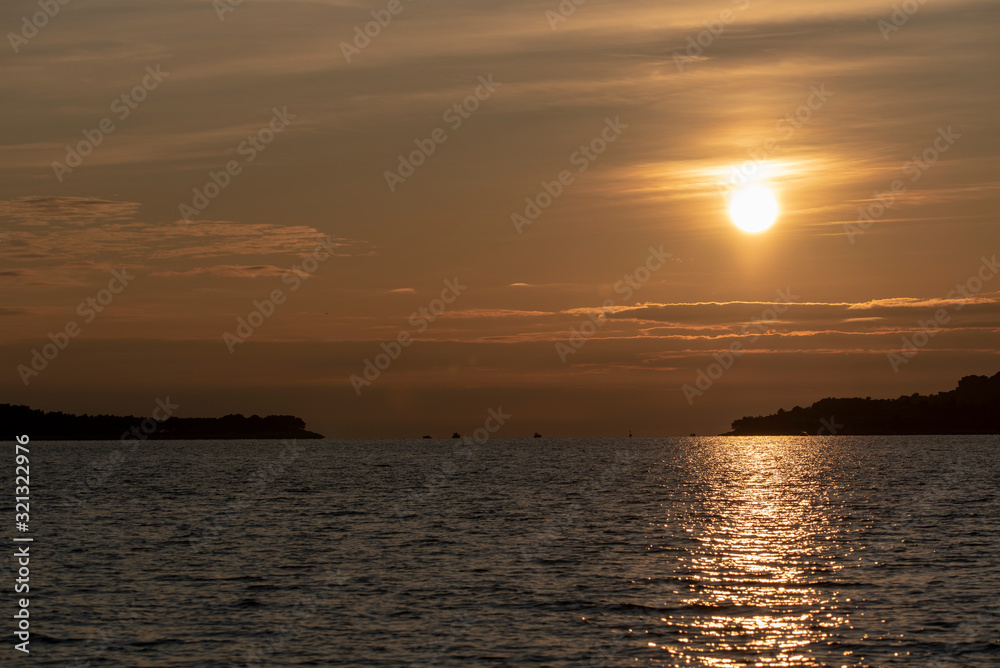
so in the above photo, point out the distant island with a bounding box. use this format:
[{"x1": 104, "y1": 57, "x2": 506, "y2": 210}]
[
  {"x1": 1, "y1": 404, "x2": 324, "y2": 440},
  {"x1": 724, "y1": 372, "x2": 1000, "y2": 435}
]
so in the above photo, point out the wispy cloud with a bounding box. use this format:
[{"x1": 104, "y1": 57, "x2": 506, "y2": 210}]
[
  {"x1": 152, "y1": 264, "x2": 292, "y2": 278},
  {"x1": 0, "y1": 197, "x2": 371, "y2": 265},
  {"x1": 0, "y1": 196, "x2": 141, "y2": 225}
]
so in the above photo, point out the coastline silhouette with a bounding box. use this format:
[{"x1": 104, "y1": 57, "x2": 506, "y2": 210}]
[
  {"x1": 9, "y1": 371, "x2": 1000, "y2": 440},
  {"x1": 724, "y1": 371, "x2": 1000, "y2": 435},
  {"x1": 1, "y1": 404, "x2": 324, "y2": 440}
]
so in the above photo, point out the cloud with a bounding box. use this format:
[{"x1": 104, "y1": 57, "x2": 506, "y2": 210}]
[
  {"x1": 604, "y1": 294, "x2": 1000, "y2": 339},
  {"x1": 0, "y1": 196, "x2": 141, "y2": 225},
  {"x1": 152, "y1": 264, "x2": 293, "y2": 278},
  {"x1": 443, "y1": 308, "x2": 553, "y2": 319},
  {"x1": 0, "y1": 197, "x2": 372, "y2": 265}
]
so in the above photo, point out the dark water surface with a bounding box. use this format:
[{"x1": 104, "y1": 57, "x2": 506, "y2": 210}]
[{"x1": 11, "y1": 436, "x2": 1000, "y2": 666}]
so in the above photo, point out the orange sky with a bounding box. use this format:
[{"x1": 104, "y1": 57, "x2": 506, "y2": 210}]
[{"x1": 2, "y1": 0, "x2": 998, "y2": 436}]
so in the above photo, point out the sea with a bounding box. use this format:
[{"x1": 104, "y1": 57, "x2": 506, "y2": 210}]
[{"x1": 10, "y1": 435, "x2": 1000, "y2": 666}]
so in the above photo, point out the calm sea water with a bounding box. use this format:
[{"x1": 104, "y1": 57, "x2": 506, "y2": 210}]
[{"x1": 9, "y1": 436, "x2": 1000, "y2": 666}]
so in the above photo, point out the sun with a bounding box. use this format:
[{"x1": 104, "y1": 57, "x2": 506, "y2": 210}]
[{"x1": 728, "y1": 184, "x2": 780, "y2": 233}]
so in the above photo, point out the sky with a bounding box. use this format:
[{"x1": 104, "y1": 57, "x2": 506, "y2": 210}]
[{"x1": 1, "y1": 0, "x2": 998, "y2": 437}]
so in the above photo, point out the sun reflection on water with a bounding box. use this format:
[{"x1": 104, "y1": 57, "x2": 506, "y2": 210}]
[{"x1": 653, "y1": 438, "x2": 850, "y2": 666}]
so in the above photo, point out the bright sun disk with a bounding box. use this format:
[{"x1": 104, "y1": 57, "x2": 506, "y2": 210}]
[{"x1": 729, "y1": 184, "x2": 779, "y2": 233}]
